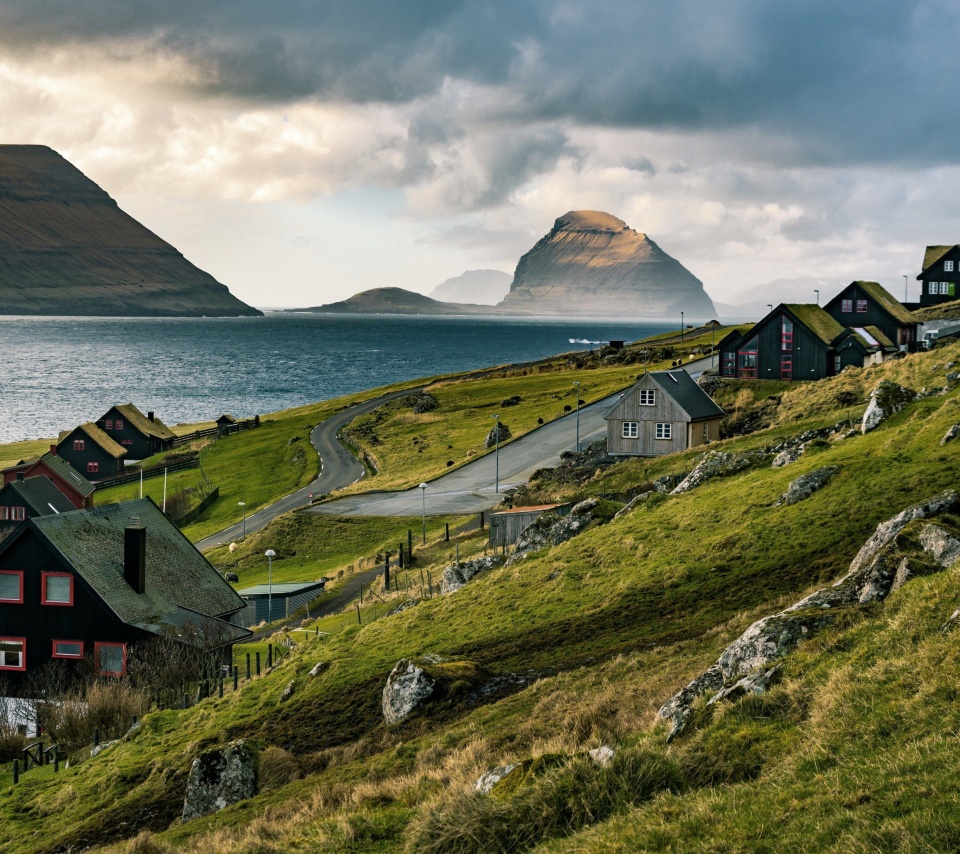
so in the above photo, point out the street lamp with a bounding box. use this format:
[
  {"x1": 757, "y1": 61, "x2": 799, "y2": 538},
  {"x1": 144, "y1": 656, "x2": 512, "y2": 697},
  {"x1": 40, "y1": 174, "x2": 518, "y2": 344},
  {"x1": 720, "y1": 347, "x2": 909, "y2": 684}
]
[
  {"x1": 903, "y1": 274, "x2": 908, "y2": 302},
  {"x1": 767, "y1": 304, "x2": 773, "y2": 313},
  {"x1": 490, "y1": 414, "x2": 500, "y2": 493},
  {"x1": 680, "y1": 311, "x2": 685, "y2": 349},
  {"x1": 573, "y1": 381, "x2": 581, "y2": 453},
  {"x1": 238, "y1": 501, "x2": 246, "y2": 540},
  {"x1": 814, "y1": 289, "x2": 820, "y2": 306},
  {"x1": 418, "y1": 483, "x2": 428, "y2": 544},
  {"x1": 264, "y1": 549, "x2": 276, "y2": 625}
]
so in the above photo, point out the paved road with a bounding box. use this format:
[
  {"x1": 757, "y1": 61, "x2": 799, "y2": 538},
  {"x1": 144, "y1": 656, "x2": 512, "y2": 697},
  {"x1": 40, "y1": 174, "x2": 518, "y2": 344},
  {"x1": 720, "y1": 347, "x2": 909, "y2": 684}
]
[
  {"x1": 305, "y1": 359, "x2": 716, "y2": 519},
  {"x1": 195, "y1": 387, "x2": 422, "y2": 550}
]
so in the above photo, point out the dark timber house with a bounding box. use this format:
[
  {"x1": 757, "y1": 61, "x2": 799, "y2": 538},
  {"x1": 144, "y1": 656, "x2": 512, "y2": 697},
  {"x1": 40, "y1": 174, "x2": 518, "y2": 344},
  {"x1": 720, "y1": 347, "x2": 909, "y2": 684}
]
[
  {"x1": 95, "y1": 403, "x2": 176, "y2": 461},
  {"x1": 0, "y1": 476, "x2": 75, "y2": 541},
  {"x1": 917, "y1": 245, "x2": 960, "y2": 307},
  {"x1": 0, "y1": 497, "x2": 249, "y2": 690},
  {"x1": 604, "y1": 370, "x2": 724, "y2": 457},
  {"x1": 2, "y1": 451, "x2": 95, "y2": 509},
  {"x1": 824, "y1": 281, "x2": 918, "y2": 352},
  {"x1": 56, "y1": 422, "x2": 126, "y2": 480}
]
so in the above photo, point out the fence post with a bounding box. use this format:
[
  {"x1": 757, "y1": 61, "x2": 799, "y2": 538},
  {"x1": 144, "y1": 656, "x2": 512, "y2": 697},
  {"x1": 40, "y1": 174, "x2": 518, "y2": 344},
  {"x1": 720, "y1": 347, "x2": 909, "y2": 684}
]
[
  {"x1": 219, "y1": 678, "x2": 224, "y2": 699},
  {"x1": 94, "y1": 729, "x2": 100, "y2": 748},
  {"x1": 246, "y1": 653, "x2": 251, "y2": 680},
  {"x1": 256, "y1": 652, "x2": 261, "y2": 676},
  {"x1": 182, "y1": 694, "x2": 188, "y2": 710},
  {"x1": 267, "y1": 645, "x2": 273, "y2": 669},
  {"x1": 234, "y1": 666, "x2": 239, "y2": 691},
  {"x1": 408, "y1": 528, "x2": 413, "y2": 559},
  {"x1": 480, "y1": 511, "x2": 484, "y2": 530},
  {"x1": 384, "y1": 553, "x2": 390, "y2": 591},
  {"x1": 53, "y1": 745, "x2": 59, "y2": 773},
  {"x1": 445, "y1": 523, "x2": 450, "y2": 541},
  {"x1": 12, "y1": 759, "x2": 18, "y2": 784},
  {"x1": 398, "y1": 543, "x2": 404, "y2": 569},
  {"x1": 357, "y1": 601, "x2": 362, "y2": 624}
]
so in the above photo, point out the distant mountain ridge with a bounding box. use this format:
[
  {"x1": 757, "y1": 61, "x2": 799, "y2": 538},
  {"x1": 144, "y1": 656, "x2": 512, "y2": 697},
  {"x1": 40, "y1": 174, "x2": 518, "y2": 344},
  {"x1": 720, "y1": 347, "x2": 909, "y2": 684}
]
[
  {"x1": 0, "y1": 145, "x2": 259, "y2": 317},
  {"x1": 428, "y1": 269, "x2": 512, "y2": 305},
  {"x1": 498, "y1": 211, "x2": 716, "y2": 319}
]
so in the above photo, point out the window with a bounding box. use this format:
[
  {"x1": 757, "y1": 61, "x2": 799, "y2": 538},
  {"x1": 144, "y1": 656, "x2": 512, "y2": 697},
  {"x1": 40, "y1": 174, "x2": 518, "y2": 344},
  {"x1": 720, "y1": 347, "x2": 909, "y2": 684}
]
[
  {"x1": 655, "y1": 423, "x2": 672, "y2": 440},
  {"x1": 720, "y1": 352, "x2": 735, "y2": 377},
  {"x1": 0, "y1": 571, "x2": 24, "y2": 603},
  {"x1": 940, "y1": 282, "x2": 954, "y2": 296},
  {"x1": 0, "y1": 637, "x2": 25, "y2": 671},
  {"x1": 834, "y1": 355, "x2": 842, "y2": 373},
  {"x1": 841, "y1": 299, "x2": 853, "y2": 313},
  {"x1": 930, "y1": 281, "x2": 939, "y2": 295},
  {"x1": 946, "y1": 260, "x2": 954, "y2": 272},
  {"x1": 95, "y1": 642, "x2": 127, "y2": 676},
  {"x1": 781, "y1": 355, "x2": 793, "y2": 380},
  {"x1": 856, "y1": 299, "x2": 868, "y2": 313},
  {"x1": 738, "y1": 336, "x2": 759, "y2": 379},
  {"x1": 86, "y1": 462, "x2": 99, "y2": 474},
  {"x1": 104, "y1": 419, "x2": 113, "y2": 430},
  {"x1": 0, "y1": 506, "x2": 7, "y2": 521},
  {"x1": 52, "y1": 640, "x2": 84, "y2": 659},
  {"x1": 638, "y1": 389, "x2": 655, "y2": 406},
  {"x1": 121, "y1": 439, "x2": 133, "y2": 446},
  {"x1": 42, "y1": 572, "x2": 73, "y2": 606},
  {"x1": 73, "y1": 439, "x2": 85, "y2": 451},
  {"x1": 10, "y1": 507, "x2": 24, "y2": 522},
  {"x1": 781, "y1": 317, "x2": 793, "y2": 351},
  {"x1": 115, "y1": 419, "x2": 124, "y2": 430},
  {"x1": 622, "y1": 421, "x2": 638, "y2": 439}
]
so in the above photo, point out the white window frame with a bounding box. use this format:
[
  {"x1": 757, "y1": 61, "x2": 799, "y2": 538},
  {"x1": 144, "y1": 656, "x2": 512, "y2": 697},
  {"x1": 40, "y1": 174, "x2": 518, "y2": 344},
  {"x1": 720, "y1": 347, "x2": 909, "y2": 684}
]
[
  {"x1": 946, "y1": 260, "x2": 954, "y2": 272},
  {"x1": 930, "y1": 281, "x2": 939, "y2": 295},
  {"x1": 622, "y1": 421, "x2": 638, "y2": 439},
  {"x1": 655, "y1": 423, "x2": 672, "y2": 440},
  {"x1": 941, "y1": 282, "x2": 951, "y2": 295},
  {"x1": 638, "y1": 389, "x2": 655, "y2": 406}
]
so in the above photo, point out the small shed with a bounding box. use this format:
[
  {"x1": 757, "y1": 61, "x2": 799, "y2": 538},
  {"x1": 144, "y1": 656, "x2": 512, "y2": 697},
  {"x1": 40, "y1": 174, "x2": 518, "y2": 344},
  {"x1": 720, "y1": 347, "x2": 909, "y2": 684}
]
[
  {"x1": 216, "y1": 414, "x2": 238, "y2": 436},
  {"x1": 489, "y1": 504, "x2": 571, "y2": 548},
  {"x1": 235, "y1": 580, "x2": 327, "y2": 626}
]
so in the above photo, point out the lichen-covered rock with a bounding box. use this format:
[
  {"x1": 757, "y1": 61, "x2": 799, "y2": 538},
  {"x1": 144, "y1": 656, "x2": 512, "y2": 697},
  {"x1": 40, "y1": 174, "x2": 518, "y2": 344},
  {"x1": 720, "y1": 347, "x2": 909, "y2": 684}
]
[
  {"x1": 861, "y1": 380, "x2": 917, "y2": 433},
  {"x1": 614, "y1": 492, "x2": 653, "y2": 519},
  {"x1": 588, "y1": 745, "x2": 616, "y2": 767},
  {"x1": 280, "y1": 681, "x2": 295, "y2": 702},
  {"x1": 441, "y1": 556, "x2": 503, "y2": 594},
  {"x1": 775, "y1": 466, "x2": 840, "y2": 506},
  {"x1": 658, "y1": 663, "x2": 724, "y2": 741},
  {"x1": 388, "y1": 598, "x2": 422, "y2": 614},
  {"x1": 412, "y1": 393, "x2": 439, "y2": 414},
  {"x1": 308, "y1": 661, "x2": 329, "y2": 678},
  {"x1": 509, "y1": 498, "x2": 601, "y2": 562},
  {"x1": 941, "y1": 424, "x2": 960, "y2": 445},
  {"x1": 708, "y1": 665, "x2": 781, "y2": 706},
  {"x1": 771, "y1": 446, "x2": 804, "y2": 468},
  {"x1": 485, "y1": 422, "x2": 511, "y2": 448},
  {"x1": 182, "y1": 740, "x2": 257, "y2": 822},
  {"x1": 654, "y1": 473, "x2": 688, "y2": 493},
  {"x1": 382, "y1": 659, "x2": 436, "y2": 724},
  {"x1": 474, "y1": 764, "x2": 517, "y2": 794},
  {"x1": 671, "y1": 450, "x2": 768, "y2": 494}
]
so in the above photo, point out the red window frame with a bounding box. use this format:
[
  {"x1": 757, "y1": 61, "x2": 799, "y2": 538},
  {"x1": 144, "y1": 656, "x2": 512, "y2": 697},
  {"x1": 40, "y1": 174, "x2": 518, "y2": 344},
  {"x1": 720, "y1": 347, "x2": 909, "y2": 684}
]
[
  {"x1": 738, "y1": 336, "x2": 759, "y2": 379},
  {"x1": 95, "y1": 642, "x2": 127, "y2": 676},
  {"x1": 0, "y1": 506, "x2": 7, "y2": 521},
  {"x1": 104, "y1": 419, "x2": 113, "y2": 430},
  {"x1": 781, "y1": 316, "x2": 794, "y2": 351},
  {"x1": 0, "y1": 570, "x2": 24, "y2": 603},
  {"x1": 52, "y1": 640, "x2": 84, "y2": 659},
  {"x1": 841, "y1": 299, "x2": 853, "y2": 313},
  {"x1": 720, "y1": 353, "x2": 735, "y2": 377},
  {"x1": 0, "y1": 637, "x2": 26, "y2": 671},
  {"x1": 11, "y1": 506, "x2": 25, "y2": 521},
  {"x1": 781, "y1": 355, "x2": 793, "y2": 379},
  {"x1": 73, "y1": 439, "x2": 85, "y2": 451},
  {"x1": 856, "y1": 299, "x2": 868, "y2": 313},
  {"x1": 115, "y1": 419, "x2": 124, "y2": 430},
  {"x1": 87, "y1": 462, "x2": 99, "y2": 474},
  {"x1": 41, "y1": 572, "x2": 74, "y2": 606}
]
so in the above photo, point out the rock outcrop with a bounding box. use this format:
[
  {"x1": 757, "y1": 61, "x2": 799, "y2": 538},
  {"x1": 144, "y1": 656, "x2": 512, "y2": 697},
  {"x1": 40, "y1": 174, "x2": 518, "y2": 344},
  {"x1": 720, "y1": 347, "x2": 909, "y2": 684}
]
[
  {"x1": 382, "y1": 659, "x2": 437, "y2": 724},
  {"x1": 0, "y1": 145, "x2": 260, "y2": 317},
  {"x1": 441, "y1": 556, "x2": 503, "y2": 595},
  {"x1": 509, "y1": 498, "x2": 602, "y2": 562},
  {"x1": 861, "y1": 380, "x2": 917, "y2": 433},
  {"x1": 182, "y1": 741, "x2": 257, "y2": 821},
  {"x1": 775, "y1": 466, "x2": 840, "y2": 506},
  {"x1": 497, "y1": 211, "x2": 715, "y2": 319},
  {"x1": 658, "y1": 492, "x2": 960, "y2": 740},
  {"x1": 474, "y1": 764, "x2": 518, "y2": 794},
  {"x1": 671, "y1": 451, "x2": 768, "y2": 495}
]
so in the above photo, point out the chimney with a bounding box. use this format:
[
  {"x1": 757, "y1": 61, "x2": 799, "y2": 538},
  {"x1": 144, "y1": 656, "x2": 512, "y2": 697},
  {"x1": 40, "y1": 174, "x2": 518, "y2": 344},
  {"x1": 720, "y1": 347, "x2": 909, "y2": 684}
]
[
  {"x1": 148, "y1": 411, "x2": 155, "y2": 422},
  {"x1": 16, "y1": 472, "x2": 24, "y2": 481},
  {"x1": 50, "y1": 445, "x2": 57, "y2": 456},
  {"x1": 124, "y1": 519, "x2": 146, "y2": 594}
]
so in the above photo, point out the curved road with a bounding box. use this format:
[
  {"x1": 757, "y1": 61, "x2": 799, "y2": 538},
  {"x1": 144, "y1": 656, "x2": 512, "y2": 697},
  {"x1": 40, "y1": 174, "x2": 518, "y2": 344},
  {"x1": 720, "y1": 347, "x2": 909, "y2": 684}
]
[{"x1": 194, "y1": 386, "x2": 422, "y2": 550}]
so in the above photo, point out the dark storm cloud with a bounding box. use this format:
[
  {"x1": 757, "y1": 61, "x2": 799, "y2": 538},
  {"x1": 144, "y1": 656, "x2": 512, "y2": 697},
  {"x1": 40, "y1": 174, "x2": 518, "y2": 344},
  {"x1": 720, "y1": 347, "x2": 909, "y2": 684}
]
[{"x1": 1, "y1": 0, "x2": 956, "y2": 167}]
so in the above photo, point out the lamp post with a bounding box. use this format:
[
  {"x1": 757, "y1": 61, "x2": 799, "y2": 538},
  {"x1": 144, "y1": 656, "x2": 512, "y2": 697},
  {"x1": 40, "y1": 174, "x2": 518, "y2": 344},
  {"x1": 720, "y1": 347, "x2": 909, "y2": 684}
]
[
  {"x1": 264, "y1": 549, "x2": 276, "y2": 624},
  {"x1": 238, "y1": 501, "x2": 246, "y2": 540},
  {"x1": 903, "y1": 274, "x2": 908, "y2": 302},
  {"x1": 767, "y1": 304, "x2": 773, "y2": 313},
  {"x1": 680, "y1": 311, "x2": 685, "y2": 349},
  {"x1": 490, "y1": 414, "x2": 500, "y2": 493},
  {"x1": 573, "y1": 381, "x2": 581, "y2": 452},
  {"x1": 814, "y1": 289, "x2": 820, "y2": 306},
  {"x1": 419, "y1": 483, "x2": 428, "y2": 544}
]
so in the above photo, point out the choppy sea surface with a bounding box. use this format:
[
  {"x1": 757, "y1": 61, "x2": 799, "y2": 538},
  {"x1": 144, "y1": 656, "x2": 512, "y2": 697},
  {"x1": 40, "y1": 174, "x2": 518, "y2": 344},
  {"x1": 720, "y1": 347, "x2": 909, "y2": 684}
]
[{"x1": 0, "y1": 313, "x2": 672, "y2": 444}]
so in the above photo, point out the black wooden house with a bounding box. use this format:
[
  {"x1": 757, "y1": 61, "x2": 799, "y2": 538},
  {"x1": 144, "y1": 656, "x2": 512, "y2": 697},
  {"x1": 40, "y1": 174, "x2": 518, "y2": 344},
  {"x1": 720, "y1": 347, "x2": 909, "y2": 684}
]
[
  {"x1": 824, "y1": 281, "x2": 917, "y2": 351},
  {"x1": 95, "y1": 403, "x2": 176, "y2": 461},
  {"x1": 0, "y1": 498, "x2": 249, "y2": 689},
  {"x1": 0, "y1": 476, "x2": 75, "y2": 541},
  {"x1": 2, "y1": 451, "x2": 95, "y2": 510},
  {"x1": 56, "y1": 422, "x2": 126, "y2": 480},
  {"x1": 917, "y1": 245, "x2": 960, "y2": 307}
]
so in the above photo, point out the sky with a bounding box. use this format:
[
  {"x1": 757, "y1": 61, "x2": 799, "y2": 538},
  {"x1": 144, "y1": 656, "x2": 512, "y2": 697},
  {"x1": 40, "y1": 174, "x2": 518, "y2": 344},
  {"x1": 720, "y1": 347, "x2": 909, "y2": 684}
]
[{"x1": 2, "y1": 0, "x2": 958, "y2": 308}]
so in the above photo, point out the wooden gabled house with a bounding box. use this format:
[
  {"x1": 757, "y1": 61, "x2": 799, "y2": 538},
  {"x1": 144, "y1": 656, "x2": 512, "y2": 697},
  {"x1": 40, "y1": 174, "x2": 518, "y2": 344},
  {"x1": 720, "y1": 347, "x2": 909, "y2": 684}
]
[
  {"x1": 917, "y1": 245, "x2": 960, "y2": 307},
  {"x1": 604, "y1": 370, "x2": 724, "y2": 457},
  {"x1": 0, "y1": 498, "x2": 249, "y2": 689},
  {"x1": 95, "y1": 403, "x2": 176, "y2": 461},
  {"x1": 0, "y1": 475, "x2": 75, "y2": 541},
  {"x1": 824, "y1": 281, "x2": 918, "y2": 351},
  {"x1": 2, "y1": 451, "x2": 95, "y2": 509},
  {"x1": 56, "y1": 422, "x2": 126, "y2": 480}
]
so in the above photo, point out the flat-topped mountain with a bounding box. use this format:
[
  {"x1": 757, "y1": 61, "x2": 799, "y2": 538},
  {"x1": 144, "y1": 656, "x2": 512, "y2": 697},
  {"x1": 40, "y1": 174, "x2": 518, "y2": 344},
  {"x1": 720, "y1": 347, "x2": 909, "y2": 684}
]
[
  {"x1": 498, "y1": 210, "x2": 715, "y2": 318},
  {"x1": 0, "y1": 145, "x2": 259, "y2": 317},
  {"x1": 296, "y1": 286, "x2": 504, "y2": 315}
]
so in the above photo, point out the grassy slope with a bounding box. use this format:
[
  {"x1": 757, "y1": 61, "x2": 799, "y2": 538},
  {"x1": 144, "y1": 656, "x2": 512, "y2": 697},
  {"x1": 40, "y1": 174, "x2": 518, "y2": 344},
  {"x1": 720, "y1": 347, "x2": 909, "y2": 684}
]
[{"x1": 1, "y1": 343, "x2": 959, "y2": 853}]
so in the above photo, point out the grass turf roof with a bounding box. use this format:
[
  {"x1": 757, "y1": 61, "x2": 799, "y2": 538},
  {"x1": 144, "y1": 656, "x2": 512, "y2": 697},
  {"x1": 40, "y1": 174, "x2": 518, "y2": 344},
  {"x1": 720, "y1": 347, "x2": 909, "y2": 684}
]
[
  {"x1": 921, "y1": 244, "x2": 956, "y2": 271},
  {"x1": 851, "y1": 280, "x2": 917, "y2": 326},
  {"x1": 111, "y1": 402, "x2": 176, "y2": 441},
  {"x1": 781, "y1": 303, "x2": 846, "y2": 346}
]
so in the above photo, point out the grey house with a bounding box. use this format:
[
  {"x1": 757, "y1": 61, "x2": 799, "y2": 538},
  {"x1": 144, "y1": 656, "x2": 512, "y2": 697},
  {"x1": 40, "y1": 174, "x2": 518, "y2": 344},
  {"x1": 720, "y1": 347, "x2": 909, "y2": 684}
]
[{"x1": 604, "y1": 370, "x2": 724, "y2": 457}]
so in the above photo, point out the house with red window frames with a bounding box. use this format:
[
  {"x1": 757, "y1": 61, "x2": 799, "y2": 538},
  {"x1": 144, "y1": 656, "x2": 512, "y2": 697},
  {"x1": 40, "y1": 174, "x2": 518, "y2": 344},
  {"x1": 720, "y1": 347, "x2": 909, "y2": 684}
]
[
  {"x1": 94, "y1": 403, "x2": 176, "y2": 461},
  {"x1": 55, "y1": 422, "x2": 126, "y2": 481},
  {"x1": 0, "y1": 475, "x2": 75, "y2": 542},
  {"x1": 0, "y1": 497, "x2": 249, "y2": 691},
  {"x1": 2, "y1": 451, "x2": 96, "y2": 510},
  {"x1": 823, "y1": 281, "x2": 918, "y2": 353}
]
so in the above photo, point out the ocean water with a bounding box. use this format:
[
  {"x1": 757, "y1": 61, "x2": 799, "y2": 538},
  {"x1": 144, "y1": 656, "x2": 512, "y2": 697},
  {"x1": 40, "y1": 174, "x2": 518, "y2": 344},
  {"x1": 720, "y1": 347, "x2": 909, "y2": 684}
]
[{"x1": 0, "y1": 313, "x2": 672, "y2": 443}]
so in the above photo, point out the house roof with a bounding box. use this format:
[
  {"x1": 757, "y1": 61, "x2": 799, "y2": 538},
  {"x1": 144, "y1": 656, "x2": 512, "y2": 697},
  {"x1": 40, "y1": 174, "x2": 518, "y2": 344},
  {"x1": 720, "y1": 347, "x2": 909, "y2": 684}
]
[
  {"x1": 781, "y1": 304, "x2": 846, "y2": 347},
  {"x1": 238, "y1": 581, "x2": 328, "y2": 596},
  {"x1": 0, "y1": 477, "x2": 75, "y2": 516},
  {"x1": 59, "y1": 422, "x2": 127, "y2": 459},
  {"x1": 110, "y1": 403, "x2": 176, "y2": 442},
  {"x1": 848, "y1": 281, "x2": 917, "y2": 326},
  {"x1": 3, "y1": 452, "x2": 97, "y2": 499},
  {"x1": 27, "y1": 498, "x2": 247, "y2": 639},
  {"x1": 216, "y1": 413, "x2": 237, "y2": 425},
  {"x1": 920, "y1": 245, "x2": 958, "y2": 274},
  {"x1": 605, "y1": 370, "x2": 724, "y2": 422}
]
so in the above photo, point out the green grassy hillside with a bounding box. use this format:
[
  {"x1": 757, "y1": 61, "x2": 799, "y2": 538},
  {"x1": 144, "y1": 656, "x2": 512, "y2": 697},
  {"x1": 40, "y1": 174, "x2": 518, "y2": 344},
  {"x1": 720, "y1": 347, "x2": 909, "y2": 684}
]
[{"x1": 2, "y1": 342, "x2": 959, "y2": 853}]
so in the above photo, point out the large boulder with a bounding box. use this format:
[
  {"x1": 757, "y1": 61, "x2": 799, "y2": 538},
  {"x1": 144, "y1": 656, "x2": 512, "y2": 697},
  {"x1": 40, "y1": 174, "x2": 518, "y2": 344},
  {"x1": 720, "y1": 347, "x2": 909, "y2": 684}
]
[
  {"x1": 509, "y1": 498, "x2": 604, "y2": 562},
  {"x1": 441, "y1": 556, "x2": 503, "y2": 594},
  {"x1": 485, "y1": 422, "x2": 511, "y2": 448},
  {"x1": 861, "y1": 380, "x2": 916, "y2": 433},
  {"x1": 182, "y1": 740, "x2": 257, "y2": 822},
  {"x1": 775, "y1": 466, "x2": 840, "y2": 506},
  {"x1": 941, "y1": 424, "x2": 960, "y2": 446},
  {"x1": 671, "y1": 451, "x2": 768, "y2": 495},
  {"x1": 382, "y1": 659, "x2": 437, "y2": 724}
]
